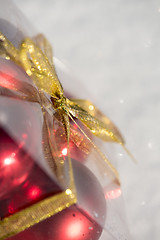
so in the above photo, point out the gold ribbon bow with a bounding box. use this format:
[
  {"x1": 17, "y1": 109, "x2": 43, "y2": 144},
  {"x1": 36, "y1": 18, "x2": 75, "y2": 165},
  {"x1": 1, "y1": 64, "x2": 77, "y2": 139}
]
[{"x1": 0, "y1": 32, "x2": 132, "y2": 239}]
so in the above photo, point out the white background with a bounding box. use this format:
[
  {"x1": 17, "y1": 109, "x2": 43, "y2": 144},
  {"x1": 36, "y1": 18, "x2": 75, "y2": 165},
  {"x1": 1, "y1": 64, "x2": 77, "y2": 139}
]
[{"x1": 13, "y1": 1, "x2": 160, "y2": 239}]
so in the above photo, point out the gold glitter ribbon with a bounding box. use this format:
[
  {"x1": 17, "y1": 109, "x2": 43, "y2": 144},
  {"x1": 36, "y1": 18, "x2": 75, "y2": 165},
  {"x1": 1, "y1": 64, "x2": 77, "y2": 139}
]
[
  {"x1": 0, "y1": 189, "x2": 77, "y2": 240},
  {"x1": 0, "y1": 32, "x2": 130, "y2": 239}
]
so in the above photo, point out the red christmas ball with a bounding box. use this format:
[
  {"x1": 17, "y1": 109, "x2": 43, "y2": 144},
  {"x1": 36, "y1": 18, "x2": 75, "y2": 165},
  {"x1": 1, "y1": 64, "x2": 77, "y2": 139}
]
[{"x1": 9, "y1": 159, "x2": 106, "y2": 240}]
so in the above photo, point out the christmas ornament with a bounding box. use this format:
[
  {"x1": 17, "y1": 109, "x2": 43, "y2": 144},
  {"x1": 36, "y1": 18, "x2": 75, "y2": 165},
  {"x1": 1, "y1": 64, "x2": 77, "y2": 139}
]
[
  {"x1": 0, "y1": 2, "x2": 132, "y2": 239},
  {"x1": 0, "y1": 32, "x2": 124, "y2": 239},
  {"x1": 6, "y1": 159, "x2": 106, "y2": 240}
]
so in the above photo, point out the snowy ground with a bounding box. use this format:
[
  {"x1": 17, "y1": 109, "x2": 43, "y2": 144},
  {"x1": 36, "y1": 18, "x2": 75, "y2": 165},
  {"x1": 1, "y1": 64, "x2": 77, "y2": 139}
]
[{"x1": 11, "y1": 0, "x2": 160, "y2": 239}]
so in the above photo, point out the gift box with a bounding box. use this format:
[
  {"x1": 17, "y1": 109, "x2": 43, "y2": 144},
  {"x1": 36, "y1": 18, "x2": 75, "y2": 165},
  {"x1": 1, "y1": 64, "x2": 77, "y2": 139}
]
[{"x1": 0, "y1": 1, "x2": 131, "y2": 239}]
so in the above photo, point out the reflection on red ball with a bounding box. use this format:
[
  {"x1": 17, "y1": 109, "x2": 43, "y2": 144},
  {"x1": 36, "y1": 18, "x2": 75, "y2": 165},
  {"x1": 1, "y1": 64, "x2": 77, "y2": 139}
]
[
  {"x1": 47, "y1": 205, "x2": 103, "y2": 240},
  {"x1": 27, "y1": 185, "x2": 42, "y2": 200},
  {"x1": 0, "y1": 128, "x2": 33, "y2": 199}
]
